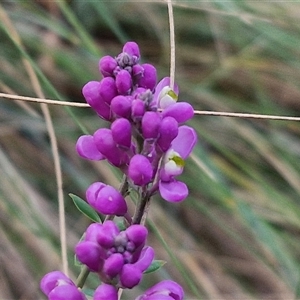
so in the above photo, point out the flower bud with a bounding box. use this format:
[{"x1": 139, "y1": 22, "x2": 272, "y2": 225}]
[
  {"x1": 103, "y1": 253, "x2": 124, "y2": 278},
  {"x1": 157, "y1": 117, "x2": 179, "y2": 152},
  {"x1": 137, "y1": 63, "x2": 157, "y2": 90},
  {"x1": 76, "y1": 135, "x2": 104, "y2": 160},
  {"x1": 119, "y1": 264, "x2": 142, "y2": 289},
  {"x1": 126, "y1": 225, "x2": 148, "y2": 248},
  {"x1": 131, "y1": 99, "x2": 145, "y2": 122},
  {"x1": 94, "y1": 128, "x2": 128, "y2": 167},
  {"x1": 99, "y1": 77, "x2": 118, "y2": 104},
  {"x1": 97, "y1": 220, "x2": 119, "y2": 247},
  {"x1": 99, "y1": 55, "x2": 117, "y2": 77},
  {"x1": 110, "y1": 95, "x2": 132, "y2": 118},
  {"x1": 94, "y1": 284, "x2": 118, "y2": 300},
  {"x1": 128, "y1": 154, "x2": 153, "y2": 186},
  {"x1": 141, "y1": 112, "x2": 161, "y2": 139},
  {"x1": 123, "y1": 41, "x2": 140, "y2": 61},
  {"x1": 133, "y1": 246, "x2": 155, "y2": 272},
  {"x1": 75, "y1": 241, "x2": 103, "y2": 272},
  {"x1": 40, "y1": 271, "x2": 72, "y2": 296},
  {"x1": 135, "y1": 280, "x2": 184, "y2": 300},
  {"x1": 111, "y1": 118, "x2": 131, "y2": 149},
  {"x1": 132, "y1": 64, "x2": 144, "y2": 82},
  {"x1": 82, "y1": 81, "x2": 112, "y2": 120},
  {"x1": 86, "y1": 182, "x2": 127, "y2": 216},
  {"x1": 48, "y1": 284, "x2": 86, "y2": 300},
  {"x1": 116, "y1": 70, "x2": 132, "y2": 95},
  {"x1": 162, "y1": 102, "x2": 194, "y2": 123}
]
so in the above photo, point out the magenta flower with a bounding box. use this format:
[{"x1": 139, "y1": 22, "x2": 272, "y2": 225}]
[
  {"x1": 99, "y1": 55, "x2": 117, "y2": 77},
  {"x1": 76, "y1": 135, "x2": 104, "y2": 161},
  {"x1": 40, "y1": 271, "x2": 86, "y2": 300},
  {"x1": 152, "y1": 77, "x2": 179, "y2": 109},
  {"x1": 159, "y1": 125, "x2": 197, "y2": 202},
  {"x1": 135, "y1": 280, "x2": 184, "y2": 300},
  {"x1": 75, "y1": 221, "x2": 154, "y2": 289},
  {"x1": 128, "y1": 154, "x2": 153, "y2": 186},
  {"x1": 86, "y1": 182, "x2": 127, "y2": 216},
  {"x1": 93, "y1": 284, "x2": 118, "y2": 300}
]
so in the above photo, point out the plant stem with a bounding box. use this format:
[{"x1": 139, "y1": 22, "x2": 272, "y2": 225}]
[{"x1": 76, "y1": 265, "x2": 90, "y2": 289}]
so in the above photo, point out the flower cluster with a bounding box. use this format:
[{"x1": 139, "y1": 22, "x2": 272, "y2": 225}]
[
  {"x1": 76, "y1": 41, "x2": 197, "y2": 215},
  {"x1": 41, "y1": 41, "x2": 196, "y2": 300},
  {"x1": 75, "y1": 221, "x2": 154, "y2": 289},
  {"x1": 41, "y1": 272, "x2": 183, "y2": 300}
]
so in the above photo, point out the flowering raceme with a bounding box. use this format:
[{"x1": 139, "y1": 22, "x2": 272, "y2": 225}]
[{"x1": 41, "y1": 41, "x2": 193, "y2": 300}]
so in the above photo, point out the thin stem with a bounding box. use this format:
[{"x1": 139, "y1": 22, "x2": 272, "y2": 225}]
[
  {"x1": 132, "y1": 190, "x2": 152, "y2": 225},
  {"x1": 76, "y1": 266, "x2": 90, "y2": 289},
  {"x1": 167, "y1": 0, "x2": 175, "y2": 90}
]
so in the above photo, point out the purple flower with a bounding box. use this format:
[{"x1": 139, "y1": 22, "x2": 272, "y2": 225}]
[
  {"x1": 99, "y1": 55, "x2": 117, "y2": 77},
  {"x1": 110, "y1": 95, "x2": 132, "y2": 118},
  {"x1": 137, "y1": 63, "x2": 157, "y2": 90},
  {"x1": 142, "y1": 112, "x2": 161, "y2": 139},
  {"x1": 123, "y1": 41, "x2": 140, "y2": 62},
  {"x1": 94, "y1": 128, "x2": 129, "y2": 167},
  {"x1": 75, "y1": 221, "x2": 153, "y2": 289},
  {"x1": 76, "y1": 135, "x2": 104, "y2": 161},
  {"x1": 128, "y1": 154, "x2": 153, "y2": 186},
  {"x1": 152, "y1": 77, "x2": 179, "y2": 109},
  {"x1": 93, "y1": 284, "x2": 118, "y2": 300},
  {"x1": 157, "y1": 116, "x2": 179, "y2": 152},
  {"x1": 82, "y1": 81, "x2": 111, "y2": 121},
  {"x1": 40, "y1": 271, "x2": 86, "y2": 300},
  {"x1": 111, "y1": 118, "x2": 132, "y2": 149},
  {"x1": 116, "y1": 69, "x2": 132, "y2": 95},
  {"x1": 158, "y1": 126, "x2": 197, "y2": 202},
  {"x1": 135, "y1": 280, "x2": 184, "y2": 300},
  {"x1": 86, "y1": 182, "x2": 127, "y2": 216}
]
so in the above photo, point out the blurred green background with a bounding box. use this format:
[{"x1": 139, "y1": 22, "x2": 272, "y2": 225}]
[{"x1": 1, "y1": 1, "x2": 300, "y2": 299}]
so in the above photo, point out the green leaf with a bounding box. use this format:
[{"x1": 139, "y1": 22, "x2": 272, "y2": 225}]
[
  {"x1": 69, "y1": 193, "x2": 101, "y2": 223},
  {"x1": 144, "y1": 260, "x2": 166, "y2": 274}
]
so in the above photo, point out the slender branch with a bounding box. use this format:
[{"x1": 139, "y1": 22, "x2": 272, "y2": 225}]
[
  {"x1": 0, "y1": 92, "x2": 89, "y2": 107},
  {"x1": 167, "y1": 0, "x2": 175, "y2": 90}
]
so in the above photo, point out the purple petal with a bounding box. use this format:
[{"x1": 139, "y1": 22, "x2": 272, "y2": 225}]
[
  {"x1": 157, "y1": 117, "x2": 178, "y2": 152},
  {"x1": 85, "y1": 222, "x2": 103, "y2": 243},
  {"x1": 97, "y1": 220, "x2": 119, "y2": 248},
  {"x1": 99, "y1": 55, "x2": 117, "y2": 77},
  {"x1": 111, "y1": 118, "x2": 132, "y2": 149},
  {"x1": 162, "y1": 102, "x2": 194, "y2": 123},
  {"x1": 159, "y1": 180, "x2": 188, "y2": 202},
  {"x1": 40, "y1": 271, "x2": 73, "y2": 296},
  {"x1": 75, "y1": 241, "x2": 102, "y2": 272},
  {"x1": 171, "y1": 126, "x2": 197, "y2": 159},
  {"x1": 137, "y1": 63, "x2": 157, "y2": 90},
  {"x1": 125, "y1": 225, "x2": 148, "y2": 247},
  {"x1": 123, "y1": 41, "x2": 140, "y2": 60},
  {"x1": 136, "y1": 280, "x2": 184, "y2": 300},
  {"x1": 48, "y1": 284, "x2": 86, "y2": 300},
  {"x1": 110, "y1": 95, "x2": 132, "y2": 118},
  {"x1": 120, "y1": 264, "x2": 142, "y2": 289},
  {"x1": 82, "y1": 81, "x2": 112, "y2": 120},
  {"x1": 152, "y1": 77, "x2": 179, "y2": 107},
  {"x1": 116, "y1": 70, "x2": 132, "y2": 95},
  {"x1": 133, "y1": 246, "x2": 155, "y2": 272},
  {"x1": 128, "y1": 154, "x2": 153, "y2": 186},
  {"x1": 94, "y1": 185, "x2": 127, "y2": 216},
  {"x1": 86, "y1": 182, "x2": 106, "y2": 208},
  {"x1": 142, "y1": 112, "x2": 161, "y2": 139},
  {"x1": 99, "y1": 77, "x2": 118, "y2": 104},
  {"x1": 94, "y1": 128, "x2": 128, "y2": 167},
  {"x1": 93, "y1": 284, "x2": 118, "y2": 300},
  {"x1": 103, "y1": 253, "x2": 124, "y2": 278},
  {"x1": 76, "y1": 135, "x2": 104, "y2": 160}
]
